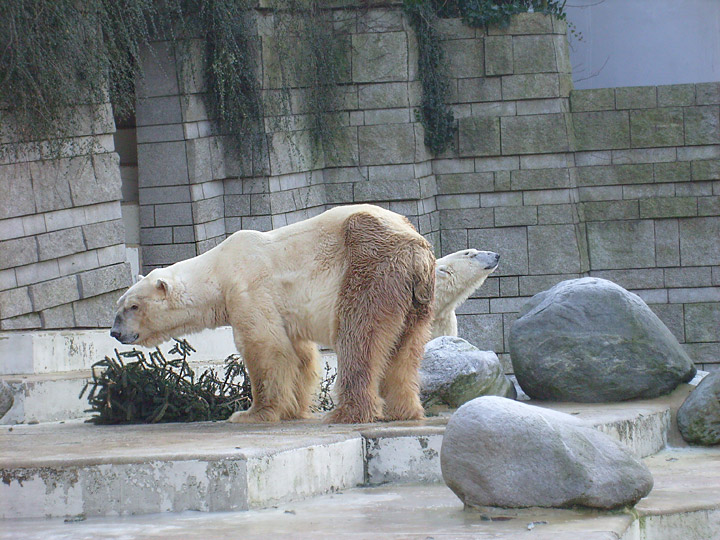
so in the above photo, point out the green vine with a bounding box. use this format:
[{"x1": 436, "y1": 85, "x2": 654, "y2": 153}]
[{"x1": 404, "y1": 0, "x2": 568, "y2": 155}]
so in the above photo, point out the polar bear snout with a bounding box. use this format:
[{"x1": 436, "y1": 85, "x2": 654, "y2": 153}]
[
  {"x1": 110, "y1": 314, "x2": 139, "y2": 344},
  {"x1": 473, "y1": 250, "x2": 500, "y2": 269}
]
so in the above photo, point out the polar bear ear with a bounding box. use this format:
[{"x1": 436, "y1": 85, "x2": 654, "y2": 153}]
[{"x1": 155, "y1": 278, "x2": 171, "y2": 297}]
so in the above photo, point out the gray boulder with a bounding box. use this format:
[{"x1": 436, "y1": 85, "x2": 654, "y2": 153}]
[
  {"x1": 677, "y1": 371, "x2": 720, "y2": 445},
  {"x1": 440, "y1": 396, "x2": 654, "y2": 509},
  {"x1": 510, "y1": 277, "x2": 696, "y2": 402},
  {"x1": 420, "y1": 337, "x2": 516, "y2": 408},
  {"x1": 0, "y1": 380, "x2": 13, "y2": 420}
]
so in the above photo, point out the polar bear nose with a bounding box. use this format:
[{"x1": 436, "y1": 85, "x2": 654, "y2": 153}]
[{"x1": 110, "y1": 329, "x2": 121, "y2": 340}]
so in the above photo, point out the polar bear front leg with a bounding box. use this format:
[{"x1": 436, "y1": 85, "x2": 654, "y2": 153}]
[{"x1": 227, "y1": 308, "x2": 306, "y2": 423}]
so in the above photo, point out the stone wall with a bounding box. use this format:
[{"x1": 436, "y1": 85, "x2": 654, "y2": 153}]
[
  {"x1": 0, "y1": 105, "x2": 133, "y2": 330},
  {"x1": 1, "y1": 6, "x2": 718, "y2": 372}
]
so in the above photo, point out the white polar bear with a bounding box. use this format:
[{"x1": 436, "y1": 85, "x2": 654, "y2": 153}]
[
  {"x1": 431, "y1": 249, "x2": 500, "y2": 339},
  {"x1": 111, "y1": 204, "x2": 435, "y2": 424}
]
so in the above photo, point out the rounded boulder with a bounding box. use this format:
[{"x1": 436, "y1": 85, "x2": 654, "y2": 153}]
[
  {"x1": 440, "y1": 396, "x2": 654, "y2": 509},
  {"x1": 677, "y1": 372, "x2": 720, "y2": 446},
  {"x1": 510, "y1": 277, "x2": 696, "y2": 402},
  {"x1": 420, "y1": 336, "x2": 516, "y2": 408}
]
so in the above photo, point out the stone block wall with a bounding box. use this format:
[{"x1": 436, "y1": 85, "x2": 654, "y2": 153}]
[
  {"x1": 0, "y1": 105, "x2": 133, "y2": 330},
  {"x1": 1, "y1": 6, "x2": 718, "y2": 372},
  {"x1": 571, "y1": 83, "x2": 720, "y2": 370}
]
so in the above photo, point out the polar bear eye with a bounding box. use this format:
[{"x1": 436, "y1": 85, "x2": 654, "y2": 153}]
[{"x1": 130, "y1": 304, "x2": 139, "y2": 311}]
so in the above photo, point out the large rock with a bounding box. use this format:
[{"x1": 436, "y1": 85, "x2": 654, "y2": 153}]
[
  {"x1": 441, "y1": 396, "x2": 654, "y2": 509},
  {"x1": 677, "y1": 371, "x2": 720, "y2": 445},
  {"x1": 420, "y1": 337, "x2": 516, "y2": 408},
  {"x1": 0, "y1": 380, "x2": 13, "y2": 420},
  {"x1": 510, "y1": 277, "x2": 696, "y2": 402}
]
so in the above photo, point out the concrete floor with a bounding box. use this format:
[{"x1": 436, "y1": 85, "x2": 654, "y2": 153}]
[{"x1": 2, "y1": 448, "x2": 719, "y2": 540}]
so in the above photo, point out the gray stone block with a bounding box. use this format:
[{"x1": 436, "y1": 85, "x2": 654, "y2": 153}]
[
  {"x1": 487, "y1": 12, "x2": 553, "y2": 35},
  {"x1": 137, "y1": 141, "x2": 190, "y2": 188},
  {"x1": 502, "y1": 74, "x2": 559, "y2": 100},
  {"x1": 630, "y1": 108, "x2": 684, "y2": 148},
  {"x1": 501, "y1": 114, "x2": 570, "y2": 155},
  {"x1": 29, "y1": 275, "x2": 80, "y2": 312},
  {"x1": 40, "y1": 303, "x2": 76, "y2": 329},
  {"x1": 436, "y1": 194, "x2": 480, "y2": 210},
  {"x1": 513, "y1": 35, "x2": 556, "y2": 74},
  {"x1": 141, "y1": 226, "x2": 172, "y2": 245},
  {"x1": 73, "y1": 290, "x2": 119, "y2": 327},
  {"x1": 224, "y1": 194, "x2": 251, "y2": 217},
  {"x1": 538, "y1": 203, "x2": 575, "y2": 224},
  {"x1": 679, "y1": 217, "x2": 720, "y2": 266},
  {"x1": 665, "y1": 267, "x2": 712, "y2": 288},
  {"x1": 527, "y1": 224, "x2": 582, "y2": 274},
  {"x1": 141, "y1": 243, "x2": 196, "y2": 267},
  {"x1": 1, "y1": 313, "x2": 41, "y2": 330},
  {"x1": 352, "y1": 32, "x2": 407, "y2": 83},
  {"x1": 358, "y1": 124, "x2": 416, "y2": 165},
  {"x1": 648, "y1": 303, "x2": 684, "y2": 342},
  {"x1": 354, "y1": 178, "x2": 421, "y2": 202},
  {"x1": 0, "y1": 286, "x2": 33, "y2": 319},
  {"x1": 78, "y1": 263, "x2": 132, "y2": 299},
  {"x1": 684, "y1": 106, "x2": 720, "y2": 146},
  {"x1": 15, "y1": 259, "x2": 60, "y2": 287},
  {"x1": 684, "y1": 303, "x2": 720, "y2": 343},
  {"x1": 639, "y1": 197, "x2": 697, "y2": 219},
  {"x1": 139, "y1": 186, "x2": 192, "y2": 205},
  {"x1": 437, "y1": 173, "x2": 494, "y2": 194},
  {"x1": 458, "y1": 117, "x2": 500, "y2": 157},
  {"x1": 654, "y1": 161, "x2": 691, "y2": 183},
  {"x1": 654, "y1": 219, "x2": 680, "y2": 267},
  {"x1": 494, "y1": 206, "x2": 537, "y2": 227},
  {"x1": 657, "y1": 84, "x2": 696, "y2": 107},
  {"x1": 0, "y1": 237, "x2": 38, "y2": 270},
  {"x1": 439, "y1": 208, "x2": 494, "y2": 229},
  {"x1": 522, "y1": 188, "x2": 571, "y2": 206},
  {"x1": 581, "y1": 200, "x2": 639, "y2": 221},
  {"x1": 699, "y1": 196, "x2": 720, "y2": 216},
  {"x1": 357, "y1": 83, "x2": 409, "y2": 109},
  {"x1": 440, "y1": 229, "x2": 468, "y2": 255},
  {"x1": 153, "y1": 202, "x2": 194, "y2": 227},
  {"x1": 480, "y1": 192, "x2": 523, "y2": 208},
  {"x1": 676, "y1": 182, "x2": 712, "y2": 197},
  {"x1": 444, "y1": 39, "x2": 484, "y2": 79},
  {"x1": 468, "y1": 227, "x2": 528, "y2": 276},
  {"x1": 192, "y1": 197, "x2": 224, "y2": 223},
  {"x1": 37, "y1": 227, "x2": 85, "y2": 261},
  {"x1": 136, "y1": 41, "x2": 179, "y2": 98},
  {"x1": 363, "y1": 108, "x2": 409, "y2": 125},
  {"x1": 135, "y1": 96, "x2": 183, "y2": 126},
  {"x1": 696, "y1": 82, "x2": 720, "y2": 105},
  {"x1": 570, "y1": 88, "x2": 615, "y2": 112},
  {"x1": 172, "y1": 226, "x2": 195, "y2": 244},
  {"x1": 484, "y1": 36, "x2": 513, "y2": 76},
  {"x1": 457, "y1": 78, "x2": 501, "y2": 103},
  {"x1": 136, "y1": 124, "x2": 184, "y2": 144},
  {"x1": 82, "y1": 219, "x2": 125, "y2": 250},
  {"x1": 185, "y1": 138, "x2": 213, "y2": 184},
  {"x1": 456, "y1": 313, "x2": 504, "y2": 352},
  {"x1": 510, "y1": 168, "x2": 571, "y2": 191},
  {"x1": 578, "y1": 186, "x2": 623, "y2": 202},
  {"x1": 0, "y1": 268, "x2": 17, "y2": 291},
  {"x1": 612, "y1": 147, "x2": 676, "y2": 165},
  {"x1": 589, "y1": 268, "x2": 665, "y2": 290},
  {"x1": 692, "y1": 159, "x2": 720, "y2": 181},
  {"x1": 576, "y1": 164, "x2": 654, "y2": 187},
  {"x1": 499, "y1": 276, "x2": 519, "y2": 297},
  {"x1": 615, "y1": 86, "x2": 657, "y2": 109},
  {"x1": 516, "y1": 98, "x2": 567, "y2": 116},
  {"x1": 587, "y1": 220, "x2": 656, "y2": 270},
  {"x1": 0, "y1": 164, "x2": 35, "y2": 220},
  {"x1": 573, "y1": 111, "x2": 630, "y2": 151},
  {"x1": 29, "y1": 159, "x2": 73, "y2": 213}
]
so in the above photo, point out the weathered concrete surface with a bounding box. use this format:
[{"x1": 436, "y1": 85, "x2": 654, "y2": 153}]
[
  {"x1": 0, "y1": 389, "x2": 694, "y2": 519},
  {"x1": 2, "y1": 448, "x2": 719, "y2": 540}
]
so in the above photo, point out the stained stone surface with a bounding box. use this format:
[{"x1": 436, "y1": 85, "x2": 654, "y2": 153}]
[
  {"x1": 510, "y1": 277, "x2": 696, "y2": 402},
  {"x1": 677, "y1": 371, "x2": 720, "y2": 446},
  {"x1": 420, "y1": 337, "x2": 516, "y2": 408}
]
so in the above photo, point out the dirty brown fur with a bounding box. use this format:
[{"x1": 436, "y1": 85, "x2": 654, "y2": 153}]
[{"x1": 328, "y1": 212, "x2": 435, "y2": 424}]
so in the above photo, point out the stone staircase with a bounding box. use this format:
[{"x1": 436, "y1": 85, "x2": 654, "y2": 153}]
[{"x1": 1, "y1": 331, "x2": 719, "y2": 539}]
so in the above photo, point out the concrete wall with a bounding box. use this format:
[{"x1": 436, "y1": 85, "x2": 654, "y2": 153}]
[
  {"x1": 0, "y1": 105, "x2": 133, "y2": 330},
  {"x1": 567, "y1": 0, "x2": 720, "y2": 89},
  {"x1": 1, "y1": 6, "x2": 718, "y2": 372}
]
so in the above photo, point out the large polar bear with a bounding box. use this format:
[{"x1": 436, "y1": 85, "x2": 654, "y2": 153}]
[
  {"x1": 431, "y1": 249, "x2": 499, "y2": 339},
  {"x1": 111, "y1": 204, "x2": 435, "y2": 424}
]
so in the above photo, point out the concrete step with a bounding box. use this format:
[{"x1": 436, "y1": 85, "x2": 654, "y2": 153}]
[
  {"x1": 2, "y1": 447, "x2": 719, "y2": 540},
  {"x1": 0, "y1": 352, "x2": 339, "y2": 425},
  {"x1": 0, "y1": 387, "x2": 692, "y2": 520}
]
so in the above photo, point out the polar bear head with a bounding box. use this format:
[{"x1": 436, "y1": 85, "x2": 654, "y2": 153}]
[
  {"x1": 110, "y1": 269, "x2": 191, "y2": 347},
  {"x1": 434, "y1": 249, "x2": 500, "y2": 315}
]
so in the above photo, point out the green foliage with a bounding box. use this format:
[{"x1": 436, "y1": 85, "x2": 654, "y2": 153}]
[
  {"x1": 404, "y1": 0, "x2": 456, "y2": 155},
  {"x1": 81, "y1": 339, "x2": 253, "y2": 424},
  {"x1": 81, "y1": 338, "x2": 338, "y2": 424},
  {"x1": 0, "y1": 0, "x2": 162, "y2": 152},
  {"x1": 430, "y1": 0, "x2": 567, "y2": 27}
]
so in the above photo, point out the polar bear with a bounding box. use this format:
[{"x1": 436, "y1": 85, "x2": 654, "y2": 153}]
[
  {"x1": 111, "y1": 204, "x2": 435, "y2": 424},
  {"x1": 430, "y1": 249, "x2": 499, "y2": 339}
]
